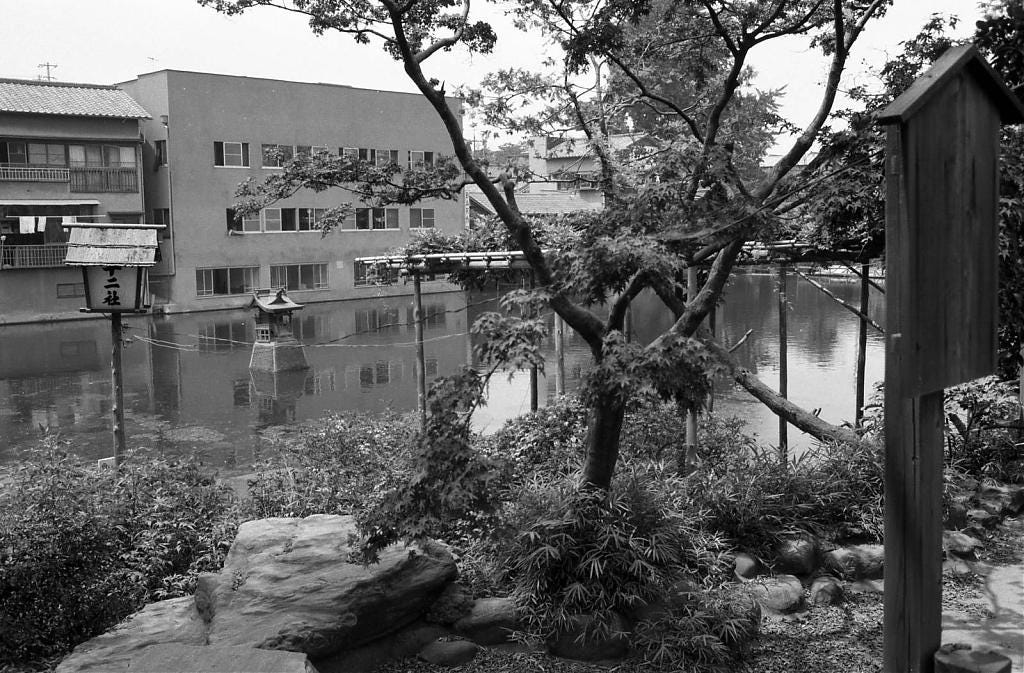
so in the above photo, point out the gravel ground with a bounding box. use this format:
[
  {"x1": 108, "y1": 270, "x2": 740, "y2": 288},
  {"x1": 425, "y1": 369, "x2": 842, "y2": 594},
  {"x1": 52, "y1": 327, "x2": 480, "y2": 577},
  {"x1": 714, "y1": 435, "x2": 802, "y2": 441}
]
[{"x1": 376, "y1": 519, "x2": 1024, "y2": 673}]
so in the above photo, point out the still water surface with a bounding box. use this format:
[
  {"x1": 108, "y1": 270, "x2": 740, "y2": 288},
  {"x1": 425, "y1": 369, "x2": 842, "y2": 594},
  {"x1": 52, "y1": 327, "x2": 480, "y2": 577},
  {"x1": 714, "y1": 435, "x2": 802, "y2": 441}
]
[{"x1": 0, "y1": 272, "x2": 885, "y2": 473}]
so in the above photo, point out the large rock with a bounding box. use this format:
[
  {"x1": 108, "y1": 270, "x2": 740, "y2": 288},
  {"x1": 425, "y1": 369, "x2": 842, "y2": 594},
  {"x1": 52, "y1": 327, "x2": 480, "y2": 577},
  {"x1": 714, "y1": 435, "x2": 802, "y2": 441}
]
[
  {"x1": 823, "y1": 544, "x2": 884, "y2": 579},
  {"x1": 733, "y1": 552, "x2": 764, "y2": 581},
  {"x1": 55, "y1": 597, "x2": 207, "y2": 673},
  {"x1": 935, "y1": 643, "x2": 1012, "y2": 673},
  {"x1": 943, "y1": 531, "x2": 983, "y2": 558},
  {"x1": 129, "y1": 644, "x2": 318, "y2": 672},
  {"x1": 808, "y1": 575, "x2": 844, "y2": 606},
  {"x1": 748, "y1": 575, "x2": 804, "y2": 614},
  {"x1": 774, "y1": 537, "x2": 818, "y2": 576},
  {"x1": 197, "y1": 515, "x2": 457, "y2": 658},
  {"x1": 418, "y1": 639, "x2": 479, "y2": 667},
  {"x1": 313, "y1": 622, "x2": 448, "y2": 673},
  {"x1": 454, "y1": 597, "x2": 519, "y2": 645}
]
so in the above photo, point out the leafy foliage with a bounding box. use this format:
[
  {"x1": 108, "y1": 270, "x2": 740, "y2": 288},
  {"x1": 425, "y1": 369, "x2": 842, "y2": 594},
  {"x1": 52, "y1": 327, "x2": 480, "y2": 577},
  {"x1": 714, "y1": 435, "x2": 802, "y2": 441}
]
[
  {"x1": 504, "y1": 465, "x2": 751, "y2": 670},
  {"x1": 687, "y1": 439, "x2": 885, "y2": 555},
  {"x1": 243, "y1": 411, "x2": 417, "y2": 519},
  {"x1": 0, "y1": 442, "x2": 237, "y2": 666},
  {"x1": 355, "y1": 368, "x2": 506, "y2": 558},
  {"x1": 944, "y1": 376, "x2": 1024, "y2": 482}
]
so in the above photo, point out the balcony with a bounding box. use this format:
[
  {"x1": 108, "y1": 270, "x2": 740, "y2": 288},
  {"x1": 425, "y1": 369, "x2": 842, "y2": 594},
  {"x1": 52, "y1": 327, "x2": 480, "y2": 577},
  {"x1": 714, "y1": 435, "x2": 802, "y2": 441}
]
[
  {"x1": 69, "y1": 167, "x2": 138, "y2": 193},
  {"x1": 0, "y1": 166, "x2": 70, "y2": 182},
  {"x1": 0, "y1": 243, "x2": 69, "y2": 269}
]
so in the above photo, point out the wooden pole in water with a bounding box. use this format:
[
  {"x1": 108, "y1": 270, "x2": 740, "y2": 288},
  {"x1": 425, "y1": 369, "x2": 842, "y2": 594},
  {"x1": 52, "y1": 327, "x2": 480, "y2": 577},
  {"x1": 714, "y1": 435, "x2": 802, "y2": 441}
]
[
  {"x1": 855, "y1": 263, "x2": 870, "y2": 426},
  {"x1": 684, "y1": 265, "x2": 699, "y2": 471},
  {"x1": 777, "y1": 263, "x2": 789, "y2": 460},
  {"x1": 555, "y1": 314, "x2": 565, "y2": 395},
  {"x1": 529, "y1": 273, "x2": 538, "y2": 412},
  {"x1": 110, "y1": 312, "x2": 126, "y2": 468},
  {"x1": 413, "y1": 272, "x2": 427, "y2": 429}
]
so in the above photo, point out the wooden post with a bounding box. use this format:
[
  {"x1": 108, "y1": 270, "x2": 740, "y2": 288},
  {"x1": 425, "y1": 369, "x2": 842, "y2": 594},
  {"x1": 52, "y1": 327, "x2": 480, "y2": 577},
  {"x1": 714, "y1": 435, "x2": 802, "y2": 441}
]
[
  {"x1": 529, "y1": 273, "x2": 538, "y2": 411},
  {"x1": 883, "y1": 366, "x2": 944, "y2": 673},
  {"x1": 684, "y1": 265, "x2": 699, "y2": 471},
  {"x1": 555, "y1": 314, "x2": 565, "y2": 395},
  {"x1": 875, "y1": 45, "x2": 1022, "y2": 673},
  {"x1": 777, "y1": 262, "x2": 788, "y2": 459},
  {"x1": 624, "y1": 306, "x2": 632, "y2": 342},
  {"x1": 855, "y1": 263, "x2": 870, "y2": 426},
  {"x1": 110, "y1": 312, "x2": 126, "y2": 468},
  {"x1": 707, "y1": 306, "x2": 716, "y2": 413},
  {"x1": 413, "y1": 272, "x2": 427, "y2": 428}
]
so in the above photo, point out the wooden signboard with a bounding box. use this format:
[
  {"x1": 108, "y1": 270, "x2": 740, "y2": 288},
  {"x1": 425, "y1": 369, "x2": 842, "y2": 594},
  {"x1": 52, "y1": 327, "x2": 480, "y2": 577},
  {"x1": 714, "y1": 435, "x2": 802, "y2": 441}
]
[
  {"x1": 877, "y1": 45, "x2": 1024, "y2": 673},
  {"x1": 878, "y1": 46, "x2": 1023, "y2": 395}
]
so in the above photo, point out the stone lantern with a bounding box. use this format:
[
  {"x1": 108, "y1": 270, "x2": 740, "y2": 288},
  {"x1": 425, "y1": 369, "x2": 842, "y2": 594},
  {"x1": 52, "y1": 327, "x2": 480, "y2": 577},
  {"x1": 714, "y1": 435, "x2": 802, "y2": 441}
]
[{"x1": 248, "y1": 287, "x2": 309, "y2": 372}]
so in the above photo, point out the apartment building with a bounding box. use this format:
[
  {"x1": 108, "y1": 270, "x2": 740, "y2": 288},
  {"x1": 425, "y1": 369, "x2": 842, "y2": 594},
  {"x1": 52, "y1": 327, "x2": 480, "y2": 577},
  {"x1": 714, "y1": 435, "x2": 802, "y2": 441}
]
[
  {"x1": 0, "y1": 78, "x2": 150, "y2": 324},
  {"x1": 120, "y1": 70, "x2": 465, "y2": 314}
]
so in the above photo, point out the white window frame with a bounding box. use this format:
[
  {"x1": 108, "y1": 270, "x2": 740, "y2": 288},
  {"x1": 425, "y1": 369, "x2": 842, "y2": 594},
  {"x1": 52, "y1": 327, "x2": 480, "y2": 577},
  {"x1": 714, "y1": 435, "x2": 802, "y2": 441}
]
[
  {"x1": 270, "y1": 262, "x2": 329, "y2": 291},
  {"x1": 410, "y1": 207, "x2": 435, "y2": 229},
  {"x1": 196, "y1": 266, "x2": 259, "y2": 297}
]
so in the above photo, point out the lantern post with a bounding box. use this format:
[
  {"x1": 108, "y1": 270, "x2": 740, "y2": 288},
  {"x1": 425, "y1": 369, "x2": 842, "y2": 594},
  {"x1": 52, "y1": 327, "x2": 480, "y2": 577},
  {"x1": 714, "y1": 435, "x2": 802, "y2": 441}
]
[{"x1": 64, "y1": 223, "x2": 163, "y2": 468}]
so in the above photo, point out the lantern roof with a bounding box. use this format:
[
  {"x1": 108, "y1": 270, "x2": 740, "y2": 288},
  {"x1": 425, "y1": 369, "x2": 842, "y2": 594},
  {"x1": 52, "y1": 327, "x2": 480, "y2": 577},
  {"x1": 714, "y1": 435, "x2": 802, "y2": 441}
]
[
  {"x1": 250, "y1": 287, "x2": 304, "y2": 314},
  {"x1": 64, "y1": 223, "x2": 162, "y2": 267}
]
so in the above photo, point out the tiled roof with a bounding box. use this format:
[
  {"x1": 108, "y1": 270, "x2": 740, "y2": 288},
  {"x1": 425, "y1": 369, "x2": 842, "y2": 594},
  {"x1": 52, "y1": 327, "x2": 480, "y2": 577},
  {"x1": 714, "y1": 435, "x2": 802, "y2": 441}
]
[
  {"x1": 466, "y1": 187, "x2": 604, "y2": 216},
  {"x1": 0, "y1": 78, "x2": 150, "y2": 119},
  {"x1": 512, "y1": 192, "x2": 604, "y2": 215}
]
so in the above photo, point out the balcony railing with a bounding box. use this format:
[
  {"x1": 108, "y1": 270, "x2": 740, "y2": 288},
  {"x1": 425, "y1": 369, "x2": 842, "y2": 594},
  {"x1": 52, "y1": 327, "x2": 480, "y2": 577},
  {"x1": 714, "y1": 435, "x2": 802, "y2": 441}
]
[
  {"x1": 69, "y1": 167, "x2": 138, "y2": 193},
  {"x1": 0, "y1": 243, "x2": 70, "y2": 269},
  {"x1": 0, "y1": 166, "x2": 70, "y2": 182}
]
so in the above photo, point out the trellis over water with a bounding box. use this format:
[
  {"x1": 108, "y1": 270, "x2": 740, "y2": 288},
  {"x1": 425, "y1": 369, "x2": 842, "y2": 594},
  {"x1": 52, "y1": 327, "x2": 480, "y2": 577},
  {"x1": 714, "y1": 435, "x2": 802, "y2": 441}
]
[{"x1": 356, "y1": 240, "x2": 884, "y2": 455}]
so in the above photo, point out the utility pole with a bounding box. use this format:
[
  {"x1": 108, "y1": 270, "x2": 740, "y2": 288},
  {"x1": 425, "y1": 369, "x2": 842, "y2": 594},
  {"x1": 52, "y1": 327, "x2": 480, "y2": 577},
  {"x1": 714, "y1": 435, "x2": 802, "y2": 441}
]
[{"x1": 37, "y1": 63, "x2": 58, "y2": 81}]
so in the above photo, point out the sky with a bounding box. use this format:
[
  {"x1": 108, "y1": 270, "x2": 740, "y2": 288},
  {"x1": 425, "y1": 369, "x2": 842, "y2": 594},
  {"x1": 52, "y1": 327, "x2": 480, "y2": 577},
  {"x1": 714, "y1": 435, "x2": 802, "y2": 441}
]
[{"x1": 1, "y1": 0, "x2": 985, "y2": 146}]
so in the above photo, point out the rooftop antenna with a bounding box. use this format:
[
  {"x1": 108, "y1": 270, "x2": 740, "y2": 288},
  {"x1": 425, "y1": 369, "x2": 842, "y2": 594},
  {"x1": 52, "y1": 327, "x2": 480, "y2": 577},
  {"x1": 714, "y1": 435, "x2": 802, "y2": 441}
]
[{"x1": 37, "y1": 62, "x2": 58, "y2": 81}]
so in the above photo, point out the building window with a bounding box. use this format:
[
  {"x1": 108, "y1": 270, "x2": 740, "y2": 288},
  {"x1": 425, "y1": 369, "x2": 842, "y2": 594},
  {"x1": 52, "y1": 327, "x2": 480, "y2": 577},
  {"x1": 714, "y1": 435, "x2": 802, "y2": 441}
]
[
  {"x1": 358, "y1": 148, "x2": 376, "y2": 163},
  {"x1": 376, "y1": 149, "x2": 399, "y2": 167},
  {"x1": 155, "y1": 140, "x2": 167, "y2": 166},
  {"x1": 56, "y1": 282, "x2": 85, "y2": 298},
  {"x1": 0, "y1": 141, "x2": 28, "y2": 165},
  {"x1": 408, "y1": 151, "x2": 434, "y2": 169},
  {"x1": 242, "y1": 211, "x2": 261, "y2": 233},
  {"x1": 410, "y1": 208, "x2": 435, "y2": 229},
  {"x1": 261, "y1": 144, "x2": 294, "y2": 168},
  {"x1": 270, "y1": 263, "x2": 328, "y2": 291},
  {"x1": 298, "y1": 208, "x2": 327, "y2": 231},
  {"x1": 214, "y1": 141, "x2": 249, "y2": 167},
  {"x1": 152, "y1": 208, "x2": 171, "y2": 239},
  {"x1": 196, "y1": 266, "x2": 259, "y2": 296},
  {"x1": 27, "y1": 143, "x2": 66, "y2": 166},
  {"x1": 353, "y1": 207, "x2": 398, "y2": 230},
  {"x1": 263, "y1": 208, "x2": 282, "y2": 232},
  {"x1": 354, "y1": 261, "x2": 399, "y2": 286},
  {"x1": 341, "y1": 147, "x2": 359, "y2": 160}
]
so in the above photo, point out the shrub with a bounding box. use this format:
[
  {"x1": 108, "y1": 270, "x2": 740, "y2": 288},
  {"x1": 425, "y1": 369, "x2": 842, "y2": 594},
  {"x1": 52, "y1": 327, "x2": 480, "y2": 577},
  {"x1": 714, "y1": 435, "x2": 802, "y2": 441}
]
[
  {"x1": 0, "y1": 441, "x2": 238, "y2": 667},
  {"x1": 243, "y1": 410, "x2": 417, "y2": 519},
  {"x1": 944, "y1": 376, "x2": 1023, "y2": 482},
  {"x1": 503, "y1": 465, "x2": 744, "y2": 670},
  {"x1": 687, "y1": 437, "x2": 884, "y2": 555},
  {"x1": 0, "y1": 447, "x2": 136, "y2": 665}
]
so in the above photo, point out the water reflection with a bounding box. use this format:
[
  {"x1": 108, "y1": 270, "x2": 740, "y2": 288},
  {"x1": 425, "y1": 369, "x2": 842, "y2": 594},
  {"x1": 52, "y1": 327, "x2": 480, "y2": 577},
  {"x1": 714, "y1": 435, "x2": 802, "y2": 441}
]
[{"x1": 0, "y1": 272, "x2": 885, "y2": 472}]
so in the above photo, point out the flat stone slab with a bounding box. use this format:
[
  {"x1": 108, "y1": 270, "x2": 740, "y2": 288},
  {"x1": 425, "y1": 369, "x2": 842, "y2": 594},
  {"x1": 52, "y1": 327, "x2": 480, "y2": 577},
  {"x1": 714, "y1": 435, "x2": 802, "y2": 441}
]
[{"x1": 129, "y1": 644, "x2": 319, "y2": 672}]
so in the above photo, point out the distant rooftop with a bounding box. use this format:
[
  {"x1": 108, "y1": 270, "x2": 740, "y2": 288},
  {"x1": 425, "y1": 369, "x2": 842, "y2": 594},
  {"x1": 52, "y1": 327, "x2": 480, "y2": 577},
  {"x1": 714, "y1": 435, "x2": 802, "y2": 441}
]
[{"x1": 0, "y1": 78, "x2": 150, "y2": 119}]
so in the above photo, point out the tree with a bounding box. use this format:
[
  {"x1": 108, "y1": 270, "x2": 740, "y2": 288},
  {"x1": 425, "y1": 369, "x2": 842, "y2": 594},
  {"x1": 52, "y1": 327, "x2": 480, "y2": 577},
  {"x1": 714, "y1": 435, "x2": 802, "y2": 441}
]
[
  {"x1": 800, "y1": 5, "x2": 1024, "y2": 380},
  {"x1": 201, "y1": 0, "x2": 888, "y2": 491}
]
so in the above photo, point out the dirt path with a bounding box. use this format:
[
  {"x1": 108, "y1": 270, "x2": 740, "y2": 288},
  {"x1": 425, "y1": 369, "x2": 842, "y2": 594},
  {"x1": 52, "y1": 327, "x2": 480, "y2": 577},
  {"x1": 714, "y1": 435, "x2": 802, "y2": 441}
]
[{"x1": 942, "y1": 516, "x2": 1024, "y2": 670}]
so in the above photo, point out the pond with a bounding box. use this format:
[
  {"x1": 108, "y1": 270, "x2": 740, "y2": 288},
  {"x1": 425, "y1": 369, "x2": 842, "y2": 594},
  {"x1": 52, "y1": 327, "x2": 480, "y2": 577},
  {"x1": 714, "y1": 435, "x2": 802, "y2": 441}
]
[{"x1": 0, "y1": 271, "x2": 885, "y2": 473}]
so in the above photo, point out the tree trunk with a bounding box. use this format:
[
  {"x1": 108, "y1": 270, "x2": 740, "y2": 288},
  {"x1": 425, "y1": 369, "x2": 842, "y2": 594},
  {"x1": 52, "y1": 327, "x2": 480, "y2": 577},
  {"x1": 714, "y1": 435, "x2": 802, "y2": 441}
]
[{"x1": 581, "y1": 394, "x2": 627, "y2": 489}]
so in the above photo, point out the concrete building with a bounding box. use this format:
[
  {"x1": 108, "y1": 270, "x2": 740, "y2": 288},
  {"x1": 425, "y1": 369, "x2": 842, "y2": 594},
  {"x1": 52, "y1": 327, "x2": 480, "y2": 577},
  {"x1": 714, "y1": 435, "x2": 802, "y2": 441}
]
[
  {"x1": 120, "y1": 70, "x2": 465, "y2": 314},
  {"x1": 0, "y1": 78, "x2": 150, "y2": 324}
]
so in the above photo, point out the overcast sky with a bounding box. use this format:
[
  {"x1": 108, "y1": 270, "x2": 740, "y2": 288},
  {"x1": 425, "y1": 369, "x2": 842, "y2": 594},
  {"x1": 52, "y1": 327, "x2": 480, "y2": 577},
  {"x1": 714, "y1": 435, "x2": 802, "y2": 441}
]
[{"x1": 2, "y1": 0, "x2": 984, "y2": 146}]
